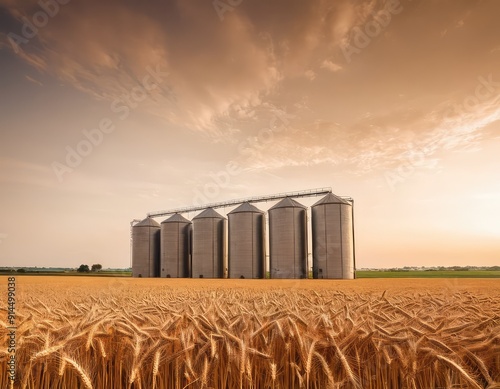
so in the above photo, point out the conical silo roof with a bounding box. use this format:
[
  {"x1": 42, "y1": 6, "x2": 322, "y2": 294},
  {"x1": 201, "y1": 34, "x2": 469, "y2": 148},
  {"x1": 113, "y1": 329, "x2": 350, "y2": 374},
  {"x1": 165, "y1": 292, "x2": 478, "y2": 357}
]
[
  {"x1": 269, "y1": 197, "x2": 307, "y2": 210},
  {"x1": 135, "y1": 218, "x2": 161, "y2": 227},
  {"x1": 193, "y1": 207, "x2": 226, "y2": 219},
  {"x1": 312, "y1": 193, "x2": 350, "y2": 207},
  {"x1": 228, "y1": 202, "x2": 264, "y2": 214},
  {"x1": 161, "y1": 213, "x2": 191, "y2": 224}
]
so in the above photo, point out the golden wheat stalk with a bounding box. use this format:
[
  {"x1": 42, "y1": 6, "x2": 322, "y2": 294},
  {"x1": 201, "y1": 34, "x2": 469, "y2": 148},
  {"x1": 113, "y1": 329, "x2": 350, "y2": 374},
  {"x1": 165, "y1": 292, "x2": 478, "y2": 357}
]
[
  {"x1": 63, "y1": 356, "x2": 93, "y2": 389},
  {"x1": 436, "y1": 355, "x2": 482, "y2": 389}
]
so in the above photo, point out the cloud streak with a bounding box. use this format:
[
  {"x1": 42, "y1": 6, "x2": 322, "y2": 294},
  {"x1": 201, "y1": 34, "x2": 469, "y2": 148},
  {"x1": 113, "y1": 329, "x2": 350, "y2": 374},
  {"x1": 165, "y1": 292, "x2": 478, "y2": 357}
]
[{"x1": 1, "y1": 0, "x2": 418, "y2": 135}]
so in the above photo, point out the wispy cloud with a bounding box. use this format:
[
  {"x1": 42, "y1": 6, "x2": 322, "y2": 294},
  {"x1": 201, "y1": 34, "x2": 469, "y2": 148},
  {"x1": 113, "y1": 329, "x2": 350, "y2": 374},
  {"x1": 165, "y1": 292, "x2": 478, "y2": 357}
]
[
  {"x1": 234, "y1": 91, "x2": 500, "y2": 176},
  {"x1": 304, "y1": 70, "x2": 316, "y2": 81},
  {"x1": 2, "y1": 0, "x2": 499, "y2": 175},
  {"x1": 24, "y1": 74, "x2": 43, "y2": 86},
  {"x1": 1, "y1": 0, "x2": 405, "y2": 136},
  {"x1": 321, "y1": 60, "x2": 342, "y2": 72}
]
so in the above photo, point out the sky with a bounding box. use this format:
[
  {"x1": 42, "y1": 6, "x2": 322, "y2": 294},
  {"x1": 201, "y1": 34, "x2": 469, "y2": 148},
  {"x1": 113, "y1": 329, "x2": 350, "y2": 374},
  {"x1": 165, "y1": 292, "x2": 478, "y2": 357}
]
[{"x1": 0, "y1": 0, "x2": 499, "y2": 269}]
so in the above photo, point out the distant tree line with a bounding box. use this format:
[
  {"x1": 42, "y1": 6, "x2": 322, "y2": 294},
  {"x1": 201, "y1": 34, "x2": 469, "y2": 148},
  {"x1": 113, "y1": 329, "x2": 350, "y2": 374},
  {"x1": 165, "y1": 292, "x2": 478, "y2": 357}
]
[
  {"x1": 77, "y1": 264, "x2": 102, "y2": 273},
  {"x1": 0, "y1": 264, "x2": 104, "y2": 274}
]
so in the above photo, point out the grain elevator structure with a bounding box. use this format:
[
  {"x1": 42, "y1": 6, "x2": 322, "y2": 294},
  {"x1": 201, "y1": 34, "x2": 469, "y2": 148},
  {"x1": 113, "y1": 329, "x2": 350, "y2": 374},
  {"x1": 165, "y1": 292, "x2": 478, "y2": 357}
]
[{"x1": 132, "y1": 187, "x2": 356, "y2": 279}]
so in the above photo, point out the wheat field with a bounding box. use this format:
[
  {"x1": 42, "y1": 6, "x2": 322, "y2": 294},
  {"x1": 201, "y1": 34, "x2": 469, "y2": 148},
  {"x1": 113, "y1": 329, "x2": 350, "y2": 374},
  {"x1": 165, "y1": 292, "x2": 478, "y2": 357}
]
[{"x1": 1, "y1": 277, "x2": 499, "y2": 388}]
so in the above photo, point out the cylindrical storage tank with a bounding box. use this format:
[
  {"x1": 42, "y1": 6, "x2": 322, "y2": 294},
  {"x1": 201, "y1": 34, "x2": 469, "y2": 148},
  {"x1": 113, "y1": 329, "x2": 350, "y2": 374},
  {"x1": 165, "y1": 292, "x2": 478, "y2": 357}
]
[
  {"x1": 160, "y1": 214, "x2": 192, "y2": 278},
  {"x1": 312, "y1": 193, "x2": 354, "y2": 279},
  {"x1": 132, "y1": 218, "x2": 160, "y2": 278},
  {"x1": 192, "y1": 208, "x2": 226, "y2": 278},
  {"x1": 268, "y1": 198, "x2": 307, "y2": 279},
  {"x1": 228, "y1": 202, "x2": 265, "y2": 279}
]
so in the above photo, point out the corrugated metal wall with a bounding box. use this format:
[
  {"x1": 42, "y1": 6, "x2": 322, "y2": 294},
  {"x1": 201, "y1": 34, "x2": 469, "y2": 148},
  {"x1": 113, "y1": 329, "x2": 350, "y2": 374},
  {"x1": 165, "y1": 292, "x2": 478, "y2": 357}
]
[
  {"x1": 312, "y1": 193, "x2": 354, "y2": 279},
  {"x1": 132, "y1": 218, "x2": 160, "y2": 278},
  {"x1": 228, "y1": 202, "x2": 265, "y2": 279},
  {"x1": 192, "y1": 208, "x2": 226, "y2": 278},
  {"x1": 269, "y1": 198, "x2": 307, "y2": 279},
  {"x1": 160, "y1": 214, "x2": 192, "y2": 278}
]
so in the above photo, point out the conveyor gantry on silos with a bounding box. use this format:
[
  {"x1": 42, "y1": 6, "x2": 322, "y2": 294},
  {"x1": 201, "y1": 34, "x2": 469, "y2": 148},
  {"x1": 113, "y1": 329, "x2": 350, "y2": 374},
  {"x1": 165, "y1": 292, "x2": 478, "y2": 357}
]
[{"x1": 136, "y1": 187, "x2": 355, "y2": 279}]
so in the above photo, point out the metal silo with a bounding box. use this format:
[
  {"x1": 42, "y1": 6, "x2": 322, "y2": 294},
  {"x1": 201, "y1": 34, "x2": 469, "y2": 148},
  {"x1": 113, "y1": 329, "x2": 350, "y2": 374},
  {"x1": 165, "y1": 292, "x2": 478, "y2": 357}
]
[
  {"x1": 268, "y1": 197, "x2": 307, "y2": 279},
  {"x1": 192, "y1": 208, "x2": 226, "y2": 278},
  {"x1": 132, "y1": 218, "x2": 160, "y2": 278},
  {"x1": 312, "y1": 193, "x2": 354, "y2": 279},
  {"x1": 228, "y1": 202, "x2": 265, "y2": 279},
  {"x1": 160, "y1": 214, "x2": 192, "y2": 278}
]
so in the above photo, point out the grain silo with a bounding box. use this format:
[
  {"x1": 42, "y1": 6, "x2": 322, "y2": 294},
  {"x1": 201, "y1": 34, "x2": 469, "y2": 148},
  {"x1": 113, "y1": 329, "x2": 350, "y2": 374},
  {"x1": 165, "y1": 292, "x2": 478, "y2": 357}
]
[
  {"x1": 228, "y1": 202, "x2": 265, "y2": 279},
  {"x1": 160, "y1": 213, "x2": 192, "y2": 278},
  {"x1": 268, "y1": 197, "x2": 308, "y2": 279},
  {"x1": 192, "y1": 208, "x2": 226, "y2": 278},
  {"x1": 311, "y1": 193, "x2": 354, "y2": 279},
  {"x1": 132, "y1": 218, "x2": 160, "y2": 278}
]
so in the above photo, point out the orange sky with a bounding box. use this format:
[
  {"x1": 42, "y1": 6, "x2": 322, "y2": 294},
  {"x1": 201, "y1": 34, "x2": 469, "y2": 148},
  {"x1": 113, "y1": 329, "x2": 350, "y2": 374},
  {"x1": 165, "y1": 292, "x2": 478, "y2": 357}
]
[{"x1": 0, "y1": 0, "x2": 499, "y2": 269}]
